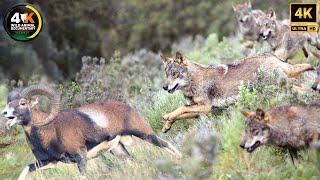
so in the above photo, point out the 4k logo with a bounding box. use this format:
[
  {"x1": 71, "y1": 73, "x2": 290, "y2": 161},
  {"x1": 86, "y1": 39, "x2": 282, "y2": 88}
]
[
  {"x1": 291, "y1": 3, "x2": 317, "y2": 22},
  {"x1": 11, "y1": 12, "x2": 35, "y2": 23},
  {"x1": 3, "y1": 4, "x2": 42, "y2": 41}
]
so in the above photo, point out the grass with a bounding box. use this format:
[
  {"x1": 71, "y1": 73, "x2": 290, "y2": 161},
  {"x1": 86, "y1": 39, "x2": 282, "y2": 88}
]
[
  {"x1": 26, "y1": 137, "x2": 179, "y2": 180},
  {"x1": 1, "y1": 89, "x2": 319, "y2": 179},
  {"x1": 142, "y1": 92, "x2": 197, "y2": 135}
]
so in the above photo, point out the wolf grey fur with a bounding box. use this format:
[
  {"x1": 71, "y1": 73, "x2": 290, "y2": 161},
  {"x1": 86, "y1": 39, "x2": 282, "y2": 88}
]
[
  {"x1": 160, "y1": 52, "x2": 314, "y2": 133},
  {"x1": 240, "y1": 105, "x2": 320, "y2": 164}
]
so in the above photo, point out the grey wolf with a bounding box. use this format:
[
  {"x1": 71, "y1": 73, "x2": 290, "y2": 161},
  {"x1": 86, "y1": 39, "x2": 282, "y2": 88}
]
[
  {"x1": 240, "y1": 105, "x2": 320, "y2": 165},
  {"x1": 1, "y1": 85, "x2": 180, "y2": 179},
  {"x1": 233, "y1": 0, "x2": 265, "y2": 48},
  {"x1": 160, "y1": 52, "x2": 314, "y2": 133},
  {"x1": 258, "y1": 9, "x2": 320, "y2": 62}
]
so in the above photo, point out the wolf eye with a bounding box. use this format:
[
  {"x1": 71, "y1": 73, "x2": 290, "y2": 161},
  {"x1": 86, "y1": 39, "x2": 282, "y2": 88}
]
[
  {"x1": 172, "y1": 71, "x2": 179, "y2": 78},
  {"x1": 253, "y1": 129, "x2": 259, "y2": 136}
]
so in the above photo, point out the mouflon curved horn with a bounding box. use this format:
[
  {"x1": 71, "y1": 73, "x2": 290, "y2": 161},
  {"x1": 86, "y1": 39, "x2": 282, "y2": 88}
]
[{"x1": 20, "y1": 85, "x2": 60, "y2": 126}]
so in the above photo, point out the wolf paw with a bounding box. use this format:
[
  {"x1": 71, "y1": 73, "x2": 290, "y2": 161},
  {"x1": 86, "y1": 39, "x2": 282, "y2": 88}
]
[
  {"x1": 163, "y1": 113, "x2": 172, "y2": 121},
  {"x1": 162, "y1": 122, "x2": 172, "y2": 133}
]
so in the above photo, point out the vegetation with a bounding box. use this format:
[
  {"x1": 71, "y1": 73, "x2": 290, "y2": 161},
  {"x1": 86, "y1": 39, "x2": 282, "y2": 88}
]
[{"x1": 1, "y1": 0, "x2": 292, "y2": 81}]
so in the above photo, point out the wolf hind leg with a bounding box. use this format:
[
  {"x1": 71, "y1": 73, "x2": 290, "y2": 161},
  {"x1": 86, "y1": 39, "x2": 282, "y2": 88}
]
[
  {"x1": 288, "y1": 149, "x2": 299, "y2": 165},
  {"x1": 309, "y1": 48, "x2": 320, "y2": 59},
  {"x1": 292, "y1": 85, "x2": 311, "y2": 94},
  {"x1": 282, "y1": 64, "x2": 314, "y2": 78}
]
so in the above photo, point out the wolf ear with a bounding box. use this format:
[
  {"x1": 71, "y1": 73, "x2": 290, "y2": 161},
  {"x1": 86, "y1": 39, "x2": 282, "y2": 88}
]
[
  {"x1": 232, "y1": 3, "x2": 237, "y2": 11},
  {"x1": 245, "y1": 0, "x2": 252, "y2": 8},
  {"x1": 255, "y1": 108, "x2": 265, "y2": 121},
  {"x1": 268, "y1": 8, "x2": 276, "y2": 20},
  {"x1": 175, "y1": 52, "x2": 188, "y2": 66},
  {"x1": 241, "y1": 110, "x2": 255, "y2": 118},
  {"x1": 160, "y1": 55, "x2": 171, "y2": 64}
]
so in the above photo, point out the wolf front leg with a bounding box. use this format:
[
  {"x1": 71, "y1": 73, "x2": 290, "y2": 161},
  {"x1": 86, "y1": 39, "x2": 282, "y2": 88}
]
[
  {"x1": 302, "y1": 46, "x2": 309, "y2": 58},
  {"x1": 283, "y1": 64, "x2": 314, "y2": 78},
  {"x1": 162, "y1": 112, "x2": 200, "y2": 133},
  {"x1": 274, "y1": 48, "x2": 288, "y2": 62},
  {"x1": 163, "y1": 104, "x2": 212, "y2": 121},
  {"x1": 162, "y1": 105, "x2": 211, "y2": 133}
]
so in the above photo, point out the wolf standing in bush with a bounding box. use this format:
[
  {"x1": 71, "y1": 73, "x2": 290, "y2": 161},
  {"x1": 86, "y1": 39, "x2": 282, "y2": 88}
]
[{"x1": 160, "y1": 52, "x2": 314, "y2": 133}]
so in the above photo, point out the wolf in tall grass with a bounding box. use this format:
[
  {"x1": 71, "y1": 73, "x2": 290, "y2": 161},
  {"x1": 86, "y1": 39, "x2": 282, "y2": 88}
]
[
  {"x1": 240, "y1": 105, "x2": 320, "y2": 165},
  {"x1": 160, "y1": 52, "x2": 314, "y2": 133}
]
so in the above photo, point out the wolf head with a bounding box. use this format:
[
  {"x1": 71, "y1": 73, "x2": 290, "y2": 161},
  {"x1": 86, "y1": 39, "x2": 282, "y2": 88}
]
[
  {"x1": 160, "y1": 52, "x2": 189, "y2": 94},
  {"x1": 258, "y1": 9, "x2": 277, "y2": 40},
  {"x1": 311, "y1": 61, "x2": 320, "y2": 91},
  {"x1": 232, "y1": 1, "x2": 254, "y2": 29},
  {"x1": 240, "y1": 109, "x2": 271, "y2": 153}
]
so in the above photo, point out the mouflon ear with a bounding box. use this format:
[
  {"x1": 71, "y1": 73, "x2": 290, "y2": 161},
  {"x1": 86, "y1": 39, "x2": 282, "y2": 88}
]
[
  {"x1": 160, "y1": 55, "x2": 172, "y2": 64},
  {"x1": 175, "y1": 52, "x2": 188, "y2": 66},
  {"x1": 268, "y1": 8, "x2": 276, "y2": 20},
  {"x1": 241, "y1": 110, "x2": 255, "y2": 118}
]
